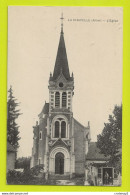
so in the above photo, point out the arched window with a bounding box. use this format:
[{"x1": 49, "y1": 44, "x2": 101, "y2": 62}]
[
  {"x1": 61, "y1": 121, "x2": 66, "y2": 138},
  {"x1": 55, "y1": 121, "x2": 59, "y2": 138},
  {"x1": 52, "y1": 117, "x2": 68, "y2": 139},
  {"x1": 62, "y1": 92, "x2": 67, "y2": 107},
  {"x1": 55, "y1": 92, "x2": 60, "y2": 107}
]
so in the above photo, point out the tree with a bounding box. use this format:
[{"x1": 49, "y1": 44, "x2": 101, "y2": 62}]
[
  {"x1": 97, "y1": 104, "x2": 122, "y2": 171},
  {"x1": 16, "y1": 157, "x2": 31, "y2": 170},
  {"x1": 7, "y1": 86, "x2": 22, "y2": 149}
]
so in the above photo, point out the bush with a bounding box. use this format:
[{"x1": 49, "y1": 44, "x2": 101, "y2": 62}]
[
  {"x1": 7, "y1": 169, "x2": 34, "y2": 185},
  {"x1": 7, "y1": 164, "x2": 45, "y2": 185},
  {"x1": 30, "y1": 164, "x2": 44, "y2": 176}
]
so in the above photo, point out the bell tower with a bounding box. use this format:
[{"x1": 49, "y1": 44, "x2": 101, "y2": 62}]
[
  {"x1": 47, "y1": 14, "x2": 75, "y2": 177},
  {"x1": 49, "y1": 14, "x2": 74, "y2": 115}
]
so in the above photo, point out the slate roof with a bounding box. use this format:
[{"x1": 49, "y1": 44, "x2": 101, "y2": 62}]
[
  {"x1": 86, "y1": 142, "x2": 109, "y2": 161},
  {"x1": 51, "y1": 30, "x2": 71, "y2": 81},
  {"x1": 7, "y1": 142, "x2": 16, "y2": 152},
  {"x1": 42, "y1": 103, "x2": 49, "y2": 114},
  {"x1": 38, "y1": 102, "x2": 49, "y2": 117},
  {"x1": 74, "y1": 118, "x2": 86, "y2": 129}
]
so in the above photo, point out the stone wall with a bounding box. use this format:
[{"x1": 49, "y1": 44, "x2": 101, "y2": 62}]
[
  {"x1": 38, "y1": 117, "x2": 47, "y2": 165},
  {"x1": 74, "y1": 119, "x2": 85, "y2": 174}
]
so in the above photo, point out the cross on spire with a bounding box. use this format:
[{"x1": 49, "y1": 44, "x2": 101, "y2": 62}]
[{"x1": 60, "y1": 13, "x2": 64, "y2": 34}]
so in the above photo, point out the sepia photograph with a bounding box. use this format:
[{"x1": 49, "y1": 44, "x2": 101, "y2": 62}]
[{"x1": 7, "y1": 6, "x2": 122, "y2": 186}]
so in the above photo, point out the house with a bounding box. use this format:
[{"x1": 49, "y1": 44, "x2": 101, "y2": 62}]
[
  {"x1": 7, "y1": 142, "x2": 16, "y2": 171},
  {"x1": 85, "y1": 142, "x2": 121, "y2": 186},
  {"x1": 30, "y1": 16, "x2": 91, "y2": 179}
]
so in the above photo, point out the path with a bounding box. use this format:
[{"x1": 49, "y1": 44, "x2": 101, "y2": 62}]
[{"x1": 56, "y1": 180, "x2": 76, "y2": 185}]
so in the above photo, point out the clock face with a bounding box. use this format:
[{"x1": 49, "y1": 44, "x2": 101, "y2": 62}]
[{"x1": 59, "y1": 82, "x2": 64, "y2": 88}]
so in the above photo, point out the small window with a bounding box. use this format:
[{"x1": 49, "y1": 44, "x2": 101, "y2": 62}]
[
  {"x1": 39, "y1": 131, "x2": 42, "y2": 140},
  {"x1": 59, "y1": 82, "x2": 64, "y2": 87}
]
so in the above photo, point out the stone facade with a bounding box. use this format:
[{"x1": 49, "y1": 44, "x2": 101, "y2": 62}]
[{"x1": 30, "y1": 22, "x2": 90, "y2": 178}]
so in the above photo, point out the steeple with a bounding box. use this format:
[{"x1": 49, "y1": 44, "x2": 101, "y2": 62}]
[{"x1": 51, "y1": 14, "x2": 71, "y2": 81}]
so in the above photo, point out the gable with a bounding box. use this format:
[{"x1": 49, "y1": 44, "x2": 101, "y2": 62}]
[
  {"x1": 50, "y1": 138, "x2": 70, "y2": 151},
  {"x1": 55, "y1": 72, "x2": 68, "y2": 84}
]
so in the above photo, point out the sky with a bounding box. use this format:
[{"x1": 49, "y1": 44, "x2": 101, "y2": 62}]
[{"x1": 8, "y1": 6, "x2": 122, "y2": 158}]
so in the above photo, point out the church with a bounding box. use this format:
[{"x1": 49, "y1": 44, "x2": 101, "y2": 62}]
[{"x1": 30, "y1": 16, "x2": 90, "y2": 179}]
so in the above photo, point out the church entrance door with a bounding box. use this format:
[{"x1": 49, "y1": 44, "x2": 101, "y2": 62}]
[{"x1": 55, "y1": 152, "x2": 64, "y2": 174}]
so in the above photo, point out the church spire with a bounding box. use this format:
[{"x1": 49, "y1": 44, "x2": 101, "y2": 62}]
[{"x1": 51, "y1": 14, "x2": 71, "y2": 81}]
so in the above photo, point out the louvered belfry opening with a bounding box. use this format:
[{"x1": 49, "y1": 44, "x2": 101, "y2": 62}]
[
  {"x1": 55, "y1": 121, "x2": 59, "y2": 138},
  {"x1": 62, "y1": 92, "x2": 67, "y2": 107},
  {"x1": 55, "y1": 92, "x2": 60, "y2": 107}
]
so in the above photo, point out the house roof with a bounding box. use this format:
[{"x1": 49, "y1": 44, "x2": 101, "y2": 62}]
[
  {"x1": 51, "y1": 29, "x2": 72, "y2": 81},
  {"x1": 86, "y1": 142, "x2": 109, "y2": 161},
  {"x1": 7, "y1": 142, "x2": 16, "y2": 152}
]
